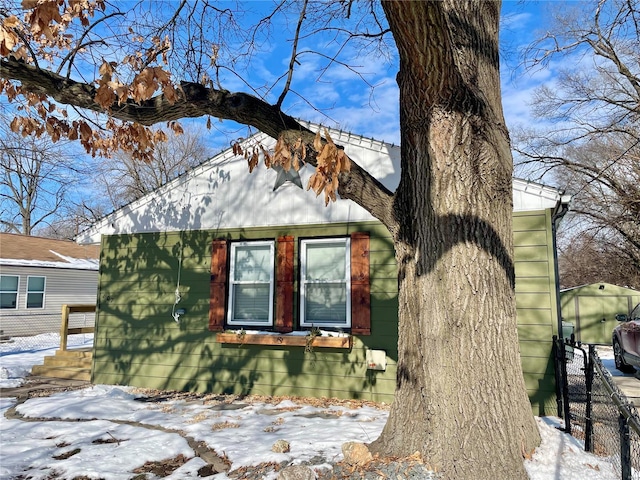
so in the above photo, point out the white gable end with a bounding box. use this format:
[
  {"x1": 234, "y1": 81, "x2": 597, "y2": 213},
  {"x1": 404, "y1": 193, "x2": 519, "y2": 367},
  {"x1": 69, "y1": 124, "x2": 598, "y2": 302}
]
[
  {"x1": 76, "y1": 127, "x2": 567, "y2": 245},
  {"x1": 77, "y1": 129, "x2": 401, "y2": 244}
]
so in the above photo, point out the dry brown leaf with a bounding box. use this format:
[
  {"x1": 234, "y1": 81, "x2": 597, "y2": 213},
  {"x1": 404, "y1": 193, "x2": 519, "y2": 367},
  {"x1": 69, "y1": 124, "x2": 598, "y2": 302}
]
[
  {"x1": 0, "y1": 17, "x2": 19, "y2": 56},
  {"x1": 98, "y1": 60, "x2": 113, "y2": 76},
  {"x1": 337, "y1": 150, "x2": 351, "y2": 172},
  {"x1": 283, "y1": 151, "x2": 291, "y2": 171},
  {"x1": 275, "y1": 136, "x2": 291, "y2": 162},
  {"x1": 261, "y1": 145, "x2": 272, "y2": 168},
  {"x1": 9, "y1": 117, "x2": 20, "y2": 133},
  {"x1": 153, "y1": 130, "x2": 168, "y2": 142},
  {"x1": 79, "y1": 122, "x2": 92, "y2": 141},
  {"x1": 313, "y1": 130, "x2": 322, "y2": 152},
  {"x1": 323, "y1": 128, "x2": 334, "y2": 146},
  {"x1": 169, "y1": 122, "x2": 183, "y2": 135},
  {"x1": 248, "y1": 151, "x2": 259, "y2": 173},
  {"x1": 95, "y1": 83, "x2": 115, "y2": 108},
  {"x1": 68, "y1": 125, "x2": 78, "y2": 140},
  {"x1": 163, "y1": 83, "x2": 178, "y2": 104},
  {"x1": 22, "y1": 0, "x2": 39, "y2": 9}
]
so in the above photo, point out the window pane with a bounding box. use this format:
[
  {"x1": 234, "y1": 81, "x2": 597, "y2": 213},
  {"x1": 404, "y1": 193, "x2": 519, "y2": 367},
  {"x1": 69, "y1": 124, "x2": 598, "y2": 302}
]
[
  {"x1": 27, "y1": 277, "x2": 45, "y2": 292},
  {"x1": 305, "y1": 283, "x2": 347, "y2": 324},
  {"x1": 233, "y1": 284, "x2": 270, "y2": 321},
  {"x1": 305, "y1": 243, "x2": 346, "y2": 281},
  {"x1": 26, "y1": 293, "x2": 44, "y2": 309},
  {"x1": 234, "y1": 245, "x2": 272, "y2": 282},
  {"x1": 0, "y1": 293, "x2": 17, "y2": 309},
  {"x1": 0, "y1": 276, "x2": 18, "y2": 291}
]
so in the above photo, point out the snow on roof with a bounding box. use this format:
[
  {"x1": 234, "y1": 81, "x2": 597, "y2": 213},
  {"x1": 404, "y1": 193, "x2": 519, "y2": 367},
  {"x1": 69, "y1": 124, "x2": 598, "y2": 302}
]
[{"x1": 0, "y1": 233, "x2": 99, "y2": 270}]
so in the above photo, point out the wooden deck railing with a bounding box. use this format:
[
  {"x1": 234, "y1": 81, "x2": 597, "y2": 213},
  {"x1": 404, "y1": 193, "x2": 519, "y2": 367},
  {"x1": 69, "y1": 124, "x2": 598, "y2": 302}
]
[{"x1": 59, "y1": 304, "x2": 96, "y2": 351}]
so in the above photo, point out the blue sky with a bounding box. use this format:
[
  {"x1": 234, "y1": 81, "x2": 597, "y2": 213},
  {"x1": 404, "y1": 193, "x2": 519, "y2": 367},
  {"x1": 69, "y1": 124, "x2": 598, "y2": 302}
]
[
  {"x1": 3, "y1": 1, "x2": 573, "y2": 231},
  {"x1": 198, "y1": 1, "x2": 562, "y2": 149}
]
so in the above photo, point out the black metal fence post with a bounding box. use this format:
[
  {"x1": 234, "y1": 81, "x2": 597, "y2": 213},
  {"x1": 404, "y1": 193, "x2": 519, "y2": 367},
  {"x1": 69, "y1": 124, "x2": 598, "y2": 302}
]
[
  {"x1": 560, "y1": 338, "x2": 572, "y2": 434},
  {"x1": 552, "y1": 335, "x2": 564, "y2": 419},
  {"x1": 585, "y1": 345, "x2": 594, "y2": 452},
  {"x1": 619, "y1": 413, "x2": 631, "y2": 480}
]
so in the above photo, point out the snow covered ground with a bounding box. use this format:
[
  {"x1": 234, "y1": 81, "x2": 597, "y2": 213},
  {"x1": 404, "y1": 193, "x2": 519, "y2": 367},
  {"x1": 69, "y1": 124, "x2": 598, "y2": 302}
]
[{"x1": 0, "y1": 334, "x2": 620, "y2": 479}]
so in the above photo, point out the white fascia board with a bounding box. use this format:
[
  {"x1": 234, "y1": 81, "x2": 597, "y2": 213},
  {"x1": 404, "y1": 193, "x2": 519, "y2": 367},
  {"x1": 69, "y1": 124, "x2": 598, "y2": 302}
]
[
  {"x1": 0, "y1": 258, "x2": 99, "y2": 270},
  {"x1": 512, "y1": 178, "x2": 567, "y2": 212}
]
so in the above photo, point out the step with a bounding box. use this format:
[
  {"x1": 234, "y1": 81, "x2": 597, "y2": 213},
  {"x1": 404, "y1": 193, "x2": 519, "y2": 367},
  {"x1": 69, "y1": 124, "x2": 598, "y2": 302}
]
[
  {"x1": 55, "y1": 349, "x2": 93, "y2": 359},
  {"x1": 31, "y1": 365, "x2": 91, "y2": 381},
  {"x1": 42, "y1": 355, "x2": 92, "y2": 369}
]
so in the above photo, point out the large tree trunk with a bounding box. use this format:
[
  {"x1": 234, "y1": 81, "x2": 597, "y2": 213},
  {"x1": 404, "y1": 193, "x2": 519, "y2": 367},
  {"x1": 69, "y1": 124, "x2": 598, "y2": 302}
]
[{"x1": 370, "y1": 2, "x2": 540, "y2": 478}]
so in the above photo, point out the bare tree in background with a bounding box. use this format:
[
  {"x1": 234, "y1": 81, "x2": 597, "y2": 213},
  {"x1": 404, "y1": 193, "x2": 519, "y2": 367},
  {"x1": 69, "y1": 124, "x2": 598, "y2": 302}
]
[
  {"x1": 0, "y1": 119, "x2": 81, "y2": 235},
  {"x1": 558, "y1": 230, "x2": 640, "y2": 289},
  {"x1": 96, "y1": 127, "x2": 213, "y2": 209},
  {"x1": 515, "y1": 0, "x2": 640, "y2": 288},
  {"x1": 34, "y1": 201, "x2": 109, "y2": 240}
]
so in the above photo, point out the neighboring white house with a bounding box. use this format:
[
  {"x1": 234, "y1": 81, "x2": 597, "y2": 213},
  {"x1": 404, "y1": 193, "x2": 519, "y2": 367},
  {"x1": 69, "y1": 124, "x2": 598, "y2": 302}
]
[{"x1": 0, "y1": 233, "x2": 99, "y2": 337}]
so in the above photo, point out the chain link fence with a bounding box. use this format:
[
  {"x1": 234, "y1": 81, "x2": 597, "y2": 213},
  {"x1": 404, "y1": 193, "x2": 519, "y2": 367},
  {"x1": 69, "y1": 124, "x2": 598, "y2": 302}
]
[
  {"x1": 0, "y1": 310, "x2": 94, "y2": 351},
  {"x1": 555, "y1": 337, "x2": 640, "y2": 479}
]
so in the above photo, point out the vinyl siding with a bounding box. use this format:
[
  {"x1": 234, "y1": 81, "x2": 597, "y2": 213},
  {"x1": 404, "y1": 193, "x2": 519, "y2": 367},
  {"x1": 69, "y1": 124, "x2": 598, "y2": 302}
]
[
  {"x1": 94, "y1": 211, "x2": 560, "y2": 413},
  {"x1": 514, "y1": 209, "x2": 559, "y2": 416},
  {"x1": 93, "y1": 222, "x2": 398, "y2": 403},
  {"x1": 0, "y1": 265, "x2": 98, "y2": 336}
]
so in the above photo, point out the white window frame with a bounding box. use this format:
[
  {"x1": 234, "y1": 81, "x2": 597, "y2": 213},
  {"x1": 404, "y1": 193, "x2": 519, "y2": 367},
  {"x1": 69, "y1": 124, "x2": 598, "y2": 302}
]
[
  {"x1": 300, "y1": 237, "x2": 351, "y2": 328},
  {"x1": 227, "y1": 240, "x2": 275, "y2": 327},
  {"x1": 25, "y1": 275, "x2": 46, "y2": 309},
  {"x1": 0, "y1": 275, "x2": 19, "y2": 310}
]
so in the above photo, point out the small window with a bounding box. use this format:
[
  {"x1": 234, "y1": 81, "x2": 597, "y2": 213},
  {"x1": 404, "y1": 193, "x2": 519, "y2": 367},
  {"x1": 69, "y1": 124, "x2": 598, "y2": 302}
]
[
  {"x1": 26, "y1": 276, "x2": 46, "y2": 309},
  {"x1": 300, "y1": 238, "x2": 351, "y2": 328},
  {"x1": 0, "y1": 275, "x2": 19, "y2": 309},
  {"x1": 227, "y1": 241, "x2": 275, "y2": 326}
]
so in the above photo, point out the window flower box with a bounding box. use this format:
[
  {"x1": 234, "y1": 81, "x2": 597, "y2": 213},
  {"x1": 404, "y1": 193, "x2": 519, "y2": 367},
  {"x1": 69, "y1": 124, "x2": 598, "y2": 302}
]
[{"x1": 215, "y1": 332, "x2": 353, "y2": 349}]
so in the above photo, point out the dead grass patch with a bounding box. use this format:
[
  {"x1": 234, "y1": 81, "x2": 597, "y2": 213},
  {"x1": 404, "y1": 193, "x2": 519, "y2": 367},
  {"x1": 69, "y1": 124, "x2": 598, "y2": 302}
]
[
  {"x1": 211, "y1": 421, "x2": 241, "y2": 431},
  {"x1": 53, "y1": 448, "x2": 81, "y2": 460},
  {"x1": 132, "y1": 453, "x2": 189, "y2": 477}
]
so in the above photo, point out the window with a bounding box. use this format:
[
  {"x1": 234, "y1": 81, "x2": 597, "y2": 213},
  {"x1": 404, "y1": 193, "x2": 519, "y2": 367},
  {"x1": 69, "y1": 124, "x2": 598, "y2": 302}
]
[
  {"x1": 0, "y1": 275, "x2": 19, "y2": 309},
  {"x1": 300, "y1": 238, "x2": 351, "y2": 328},
  {"x1": 209, "y1": 233, "x2": 370, "y2": 335},
  {"x1": 26, "y1": 276, "x2": 46, "y2": 309},
  {"x1": 227, "y1": 241, "x2": 275, "y2": 326}
]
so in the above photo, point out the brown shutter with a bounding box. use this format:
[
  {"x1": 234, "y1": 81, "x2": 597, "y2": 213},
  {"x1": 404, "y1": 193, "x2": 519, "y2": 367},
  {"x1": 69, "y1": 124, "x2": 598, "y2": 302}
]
[
  {"x1": 350, "y1": 232, "x2": 371, "y2": 335},
  {"x1": 209, "y1": 239, "x2": 228, "y2": 331},
  {"x1": 275, "y1": 235, "x2": 294, "y2": 333}
]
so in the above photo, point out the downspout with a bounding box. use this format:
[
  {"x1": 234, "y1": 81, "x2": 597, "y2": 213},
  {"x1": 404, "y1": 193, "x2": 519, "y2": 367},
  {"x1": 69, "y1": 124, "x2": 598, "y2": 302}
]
[
  {"x1": 551, "y1": 192, "x2": 571, "y2": 421},
  {"x1": 552, "y1": 193, "x2": 572, "y2": 338}
]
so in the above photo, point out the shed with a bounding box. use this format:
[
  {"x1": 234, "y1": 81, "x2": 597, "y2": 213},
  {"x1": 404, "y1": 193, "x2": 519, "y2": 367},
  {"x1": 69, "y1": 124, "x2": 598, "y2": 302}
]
[
  {"x1": 560, "y1": 283, "x2": 640, "y2": 344},
  {"x1": 0, "y1": 233, "x2": 99, "y2": 337},
  {"x1": 77, "y1": 123, "x2": 570, "y2": 415}
]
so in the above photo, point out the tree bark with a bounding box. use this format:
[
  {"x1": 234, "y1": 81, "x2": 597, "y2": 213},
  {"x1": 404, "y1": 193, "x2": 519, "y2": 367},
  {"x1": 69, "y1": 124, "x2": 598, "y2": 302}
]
[{"x1": 369, "y1": 2, "x2": 540, "y2": 478}]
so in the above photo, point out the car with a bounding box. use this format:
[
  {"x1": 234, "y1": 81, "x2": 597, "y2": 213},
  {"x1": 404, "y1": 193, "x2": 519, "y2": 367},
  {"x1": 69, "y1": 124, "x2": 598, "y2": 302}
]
[{"x1": 613, "y1": 303, "x2": 640, "y2": 373}]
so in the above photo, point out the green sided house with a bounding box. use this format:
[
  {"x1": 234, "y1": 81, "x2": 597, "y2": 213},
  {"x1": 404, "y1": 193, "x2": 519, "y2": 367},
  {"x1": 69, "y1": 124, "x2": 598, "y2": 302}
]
[
  {"x1": 76, "y1": 124, "x2": 570, "y2": 415},
  {"x1": 560, "y1": 283, "x2": 640, "y2": 344}
]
